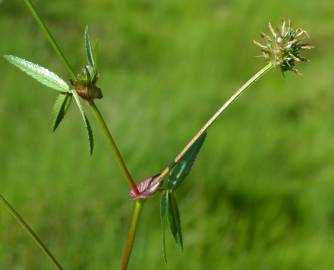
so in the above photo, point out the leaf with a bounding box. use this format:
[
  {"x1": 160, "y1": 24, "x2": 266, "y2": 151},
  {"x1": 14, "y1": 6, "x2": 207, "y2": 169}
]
[
  {"x1": 168, "y1": 133, "x2": 207, "y2": 190},
  {"x1": 168, "y1": 192, "x2": 183, "y2": 249},
  {"x1": 52, "y1": 93, "x2": 72, "y2": 132},
  {"x1": 160, "y1": 191, "x2": 184, "y2": 262},
  {"x1": 160, "y1": 191, "x2": 169, "y2": 263},
  {"x1": 72, "y1": 90, "x2": 94, "y2": 155},
  {"x1": 85, "y1": 65, "x2": 92, "y2": 82},
  {"x1": 4, "y1": 55, "x2": 69, "y2": 93},
  {"x1": 84, "y1": 26, "x2": 96, "y2": 70},
  {"x1": 93, "y1": 41, "x2": 100, "y2": 71}
]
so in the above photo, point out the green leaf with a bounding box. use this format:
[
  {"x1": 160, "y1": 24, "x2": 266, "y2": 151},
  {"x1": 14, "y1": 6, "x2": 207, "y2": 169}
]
[
  {"x1": 168, "y1": 192, "x2": 183, "y2": 249},
  {"x1": 160, "y1": 191, "x2": 169, "y2": 263},
  {"x1": 4, "y1": 55, "x2": 69, "y2": 93},
  {"x1": 85, "y1": 65, "x2": 92, "y2": 82},
  {"x1": 93, "y1": 41, "x2": 100, "y2": 71},
  {"x1": 84, "y1": 26, "x2": 96, "y2": 70},
  {"x1": 52, "y1": 93, "x2": 72, "y2": 132},
  {"x1": 72, "y1": 90, "x2": 94, "y2": 155},
  {"x1": 168, "y1": 133, "x2": 207, "y2": 190}
]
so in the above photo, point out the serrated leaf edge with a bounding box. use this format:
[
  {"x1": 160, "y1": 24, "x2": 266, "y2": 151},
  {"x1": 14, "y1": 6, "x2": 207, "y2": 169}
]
[{"x1": 4, "y1": 55, "x2": 69, "y2": 93}]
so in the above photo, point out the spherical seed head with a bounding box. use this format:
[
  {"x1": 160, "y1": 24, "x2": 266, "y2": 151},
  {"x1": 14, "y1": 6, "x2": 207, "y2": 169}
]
[{"x1": 254, "y1": 19, "x2": 314, "y2": 74}]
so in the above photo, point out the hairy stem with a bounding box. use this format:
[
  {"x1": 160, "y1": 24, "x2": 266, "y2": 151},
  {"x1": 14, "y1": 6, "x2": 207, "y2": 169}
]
[
  {"x1": 22, "y1": 0, "x2": 76, "y2": 79},
  {"x1": 0, "y1": 194, "x2": 63, "y2": 270},
  {"x1": 89, "y1": 102, "x2": 140, "y2": 195},
  {"x1": 153, "y1": 63, "x2": 273, "y2": 185},
  {"x1": 120, "y1": 201, "x2": 143, "y2": 270}
]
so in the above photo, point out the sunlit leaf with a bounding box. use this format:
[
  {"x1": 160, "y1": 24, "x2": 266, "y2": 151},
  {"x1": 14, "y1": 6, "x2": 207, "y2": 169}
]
[
  {"x1": 4, "y1": 55, "x2": 69, "y2": 93},
  {"x1": 72, "y1": 90, "x2": 94, "y2": 155},
  {"x1": 168, "y1": 192, "x2": 183, "y2": 249},
  {"x1": 160, "y1": 191, "x2": 169, "y2": 263},
  {"x1": 84, "y1": 26, "x2": 96, "y2": 70},
  {"x1": 168, "y1": 133, "x2": 207, "y2": 190},
  {"x1": 52, "y1": 93, "x2": 72, "y2": 132}
]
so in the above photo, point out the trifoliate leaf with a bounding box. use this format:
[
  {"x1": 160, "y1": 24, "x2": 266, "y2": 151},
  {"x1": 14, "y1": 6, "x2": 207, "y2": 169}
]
[
  {"x1": 84, "y1": 26, "x2": 96, "y2": 70},
  {"x1": 52, "y1": 93, "x2": 72, "y2": 132},
  {"x1": 3, "y1": 55, "x2": 69, "y2": 92},
  {"x1": 160, "y1": 191, "x2": 169, "y2": 263},
  {"x1": 168, "y1": 133, "x2": 207, "y2": 190},
  {"x1": 168, "y1": 192, "x2": 183, "y2": 249},
  {"x1": 72, "y1": 90, "x2": 94, "y2": 155}
]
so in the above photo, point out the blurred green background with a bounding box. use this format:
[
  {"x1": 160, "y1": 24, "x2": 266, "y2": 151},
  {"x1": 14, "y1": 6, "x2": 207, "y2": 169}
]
[{"x1": 1, "y1": 0, "x2": 334, "y2": 269}]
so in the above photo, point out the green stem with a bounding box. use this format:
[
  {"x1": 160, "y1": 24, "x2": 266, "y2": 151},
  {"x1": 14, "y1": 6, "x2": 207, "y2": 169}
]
[
  {"x1": 0, "y1": 193, "x2": 63, "y2": 270},
  {"x1": 22, "y1": 0, "x2": 76, "y2": 79},
  {"x1": 21, "y1": 0, "x2": 137, "y2": 193},
  {"x1": 120, "y1": 201, "x2": 143, "y2": 270},
  {"x1": 89, "y1": 102, "x2": 140, "y2": 195},
  {"x1": 153, "y1": 63, "x2": 273, "y2": 186}
]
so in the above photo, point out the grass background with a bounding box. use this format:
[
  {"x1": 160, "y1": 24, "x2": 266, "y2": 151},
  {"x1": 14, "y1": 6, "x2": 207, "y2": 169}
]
[{"x1": 1, "y1": 0, "x2": 334, "y2": 269}]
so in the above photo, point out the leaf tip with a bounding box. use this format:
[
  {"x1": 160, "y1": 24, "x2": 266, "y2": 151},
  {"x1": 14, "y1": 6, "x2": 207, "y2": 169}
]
[{"x1": 3, "y1": 54, "x2": 14, "y2": 63}]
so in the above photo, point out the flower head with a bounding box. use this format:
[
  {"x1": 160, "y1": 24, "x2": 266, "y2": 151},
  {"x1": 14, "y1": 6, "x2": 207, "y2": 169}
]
[{"x1": 254, "y1": 19, "x2": 314, "y2": 74}]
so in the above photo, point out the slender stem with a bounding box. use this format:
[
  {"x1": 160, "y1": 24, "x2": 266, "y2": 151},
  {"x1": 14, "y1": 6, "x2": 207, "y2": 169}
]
[
  {"x1": 120, "y1": 201, "x2": 143, "y2": 270},
  {"x1": 21, "y1": 0, "x2": 138, "y2": 192},
  {"x1": 0, "y1": 193, "x2": 63, "y2": 270},
  {"x1": 153, "y1": 63, "x2": 273, "y2": 186},
  {"x1": 21, "y1": 0, "x2": 76, "y2": 79},
  {"x1": 89, "y1": 102, "x2": 140, "y2": 195}
]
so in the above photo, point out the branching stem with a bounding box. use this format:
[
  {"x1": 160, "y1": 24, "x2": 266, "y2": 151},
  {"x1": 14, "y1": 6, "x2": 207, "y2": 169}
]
[{"x1": 18, "y1": 3, "x2": 275, "y2": 270}]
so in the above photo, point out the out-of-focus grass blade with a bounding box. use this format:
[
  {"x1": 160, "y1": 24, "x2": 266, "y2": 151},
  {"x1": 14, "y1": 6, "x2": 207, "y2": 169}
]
[
  {"x1": 168, "y1": 133, "x2": 207, "y2": 190},
  {"x1": 3, "y1": 55, "x2": 69, "y2": 93},
  {"x1": 72, "y1": 90, "x2": 94, "y2": 155},
  {"x1": 52, "y1": 93, "x2": 72, "y2": 132},
  {"x1": 84, "y1": 26, "x2": 96, "y2": 70},
  {"x1": 160, "y1": 191, "x2": 169, "y2": 263},
  {"x1": 168, "y1": 192, "x2": 183, "y2": 249}
]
